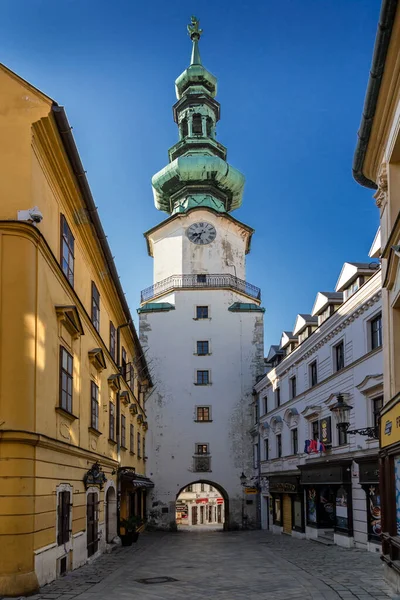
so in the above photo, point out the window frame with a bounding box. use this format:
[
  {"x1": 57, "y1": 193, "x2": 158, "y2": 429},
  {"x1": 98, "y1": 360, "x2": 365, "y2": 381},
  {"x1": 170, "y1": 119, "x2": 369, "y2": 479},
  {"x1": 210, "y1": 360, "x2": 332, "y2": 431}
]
[
  {"x1": 110, "y1": 321, "x2": 116, "y2": 362},
  {"x1": 275, "y1": 387, "x2": 281, "y2": 407},
  {"x1": 90, "y1": 381, "x2": 99, "y2": 431},
  {"x1": 196, "y1": 305, "x2": 209, "y2": 319},
  {"x1": 137, "y1": 431, "x2": 141, "y2": 458},
  {"x1": 309, "y1": 360, "x2": 318, "y2": 387},
  {"x1": 264, "y1": 438, "x2": 269, "y2": 461},
  {"x1": 196, "y1": 443, "x2": 209, "y2": 455},
  {"x1": 109, "y1": 402, "x2": 115, "y2": 441},
  {"x1": 196, "y1": 370, "x2": 210, "y2": 385},
  {"x1": 290, "y1": 376, "x2": 296, "y2": 400},
  {"x1": 372, "y1": 396, "x2": 383, "y2": 429},
  {"x1": 196, "y1": 340, "x2": 209, "y2": 355},
  {"x1": 311, "y1": 420, "x2": 319, "y2": 441},
  {"x1": 276, "y1": 434, "x2": 282, "y2": 458},
  {"x1": 130, "y1": 423, "x2": 134, "y2": 453},
  {"x1": 335, "y1": 340, "x2": 345, "y2": 372},
  {"x1": 196, "y1": 406, "x2": 211, "y2": 422},
  {"x1": 60, "y1": 214, "x2": 75, "y2": 287},
  {"x1": 121, "y1": 414, "x2": 126, "y2": 448},
  {"x1": 91, "y1": 282, "x2": 100, "y2": 332},
  {"x1": 121, "y1": 347, "x2": 127, "y2": 379},
  {"x1": 60, "y1": 346, "x2": 73, "y2": 414},
  {"x1": 57, "y1": 489, "x2": 71, "y2": 546},
  {"x1": 263, "y1": 396, "x2": 268, "y2": 414},
  {"x1": 370, "y1": 313, "x2": 382, "y2": 350},
  {"x1": 291, "y1": 428, "x2": 298, "y2": 455}
]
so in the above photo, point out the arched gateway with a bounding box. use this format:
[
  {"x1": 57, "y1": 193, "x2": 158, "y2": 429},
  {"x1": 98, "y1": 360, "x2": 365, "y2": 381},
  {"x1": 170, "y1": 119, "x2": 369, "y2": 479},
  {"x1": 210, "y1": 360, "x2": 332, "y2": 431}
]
[{"x1": 176, "y1": 480, "x2": 228, "y2": 531}]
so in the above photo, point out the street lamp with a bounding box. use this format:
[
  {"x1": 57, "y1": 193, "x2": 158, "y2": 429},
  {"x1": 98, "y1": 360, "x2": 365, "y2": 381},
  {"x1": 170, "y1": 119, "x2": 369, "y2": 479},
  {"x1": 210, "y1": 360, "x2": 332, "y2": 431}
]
[
  {"x1": 330, "y1": 393, "x2": 353, "y2": 433},
  {"x1": 240, "y1": 472, "x2": 247, "y2": 487}
]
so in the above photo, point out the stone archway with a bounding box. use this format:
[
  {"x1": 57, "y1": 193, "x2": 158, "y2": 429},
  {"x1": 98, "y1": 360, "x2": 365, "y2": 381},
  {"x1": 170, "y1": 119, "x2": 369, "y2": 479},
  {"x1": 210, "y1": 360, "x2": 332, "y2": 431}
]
[
  {"x1": 105, "y1": 486, "x2": 117, "y2": 543},
  {"x1": 176, "y1": 479, "x2": 230, "y2": 531}
]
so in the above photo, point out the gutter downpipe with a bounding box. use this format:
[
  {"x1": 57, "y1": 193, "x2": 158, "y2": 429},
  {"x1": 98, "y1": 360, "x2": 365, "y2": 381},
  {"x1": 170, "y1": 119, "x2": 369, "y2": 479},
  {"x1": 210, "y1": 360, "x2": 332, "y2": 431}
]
[{"x1": 352, "y1": 0, "x2": 398, "y2": 189}]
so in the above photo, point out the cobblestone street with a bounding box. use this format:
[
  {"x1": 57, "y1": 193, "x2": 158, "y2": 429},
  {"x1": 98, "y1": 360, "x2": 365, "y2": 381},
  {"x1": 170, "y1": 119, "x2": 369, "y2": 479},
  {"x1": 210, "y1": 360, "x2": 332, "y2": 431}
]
[{"x1": 19, "y1": 531, "x2": 396, "y2": 600}]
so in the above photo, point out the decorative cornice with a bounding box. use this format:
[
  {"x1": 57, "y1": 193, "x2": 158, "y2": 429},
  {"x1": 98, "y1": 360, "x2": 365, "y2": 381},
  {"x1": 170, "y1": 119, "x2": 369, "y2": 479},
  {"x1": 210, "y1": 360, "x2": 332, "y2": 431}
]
[{"x1": 374, "y1": 163, "x2": 388, "y2": 208}]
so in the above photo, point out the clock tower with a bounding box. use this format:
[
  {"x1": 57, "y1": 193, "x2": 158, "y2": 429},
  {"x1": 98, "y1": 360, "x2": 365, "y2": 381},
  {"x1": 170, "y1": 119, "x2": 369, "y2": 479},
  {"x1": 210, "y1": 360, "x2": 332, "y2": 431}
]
[{"x1": 139, "y1": 17, "x2": 265, "y2": 529}]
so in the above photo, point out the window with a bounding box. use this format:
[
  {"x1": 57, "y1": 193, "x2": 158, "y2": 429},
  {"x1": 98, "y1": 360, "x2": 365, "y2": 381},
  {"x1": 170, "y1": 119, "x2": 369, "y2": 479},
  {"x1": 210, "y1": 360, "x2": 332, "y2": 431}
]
[
  {"x1": 109, "y1": 402, "x2": 115, "y2": 441},
  {"x1": 264, "y1": 438, "x2": 269, "y2": 461},
  {"x1": 290, "y1": 376, "x2": 296, "y2": 399},
  {"x1": 276, "y1": 434, "x2": 282, "y2": 458},
  {"x1": 57, "y1": 490, "x2": 71, "y2": 546},
  {"x1": 371, "y1": 314, "x2": 382, "y2": 349},
  {"x1": 91, "y1": 282, "x2": 100, "y2": 331},
  {"x1": 90, "y1": 381, "x2": 99, "y2": 430},
  {"x1": 275, "y1": 387, "x2": 281, "y2": 407},
  {"x1": 121, "y1": 347, "x2": 127, "y2": 379},
  {"x1": 372, "y1": 396, "x2": 383, "y2": 429},
  {"x1": 292, "y1": 428, "x2": 298, "y2": 455},
  {"x1": 143, "y1": 436, "x2": 146, "y2": 459},
  {"x1": 121, "y1": 414, "x2": 126, "y2": 448},
  {"x1": 60, "y1": 347, "x2": 73, "y2": 413},
  {"x1": 197, "y1": 341, "x2": 209, "y2": 355},
  {"x1": 201, "y1": 483, "x2": 205, "y2": 492},
  {"x1": 196, "y1": 406, "x2": 211, "y2": 421},
  {"x1": 60, "y1": 215, "x2": 74, "y2": 286},
  {"x1": 253, "y1": 443, "x2": 259, "y2": 468},
  {"x1": 196, "y1": 306, "x2": 209, "y2": 319},
  {"x1": 192, "y1": 113, "x2": 202, "y2": 135},
  {"x1": 110, "y1": 322, "x2": 116, "y2": 361},
  {"x1": 311, "y1": 420, "x2": 319, "y2": 441},
  {"x1": 254, "y1": 402, "x2": 259, "y2": 424},
  {"x1": 196, "y1": 444, "x2": 208, "y2": 455},
  {"x1": 196, "y1": 370, "x2": 210, "y2": 385},
  {"x1": 310, "y1": 361, "x2": 318, "y2": 387},
  {"x1": 137, "y1": 432, "x2": 141, "y2": 457},
  {"x1": 181, "y1": 118, "x2": 188, "y2": 138},
  {"x1": 197, "y1": 274, "x2": 207, "y2": 284},
  {"x1": 335, "y1": 341, "x2": 344, "y2": 371},
  {"x1": 186, "y1": 484, "x2": 193, "y2": 492},
  {"x1": 209, "y1": 485, "x2": 213, "y2": 492},
  {"x1": 263, "y1": 396, "x2": 268, "y2": 414},
  {"x1": 130, "y1": 424, "x2": 134, "y2": 453}
]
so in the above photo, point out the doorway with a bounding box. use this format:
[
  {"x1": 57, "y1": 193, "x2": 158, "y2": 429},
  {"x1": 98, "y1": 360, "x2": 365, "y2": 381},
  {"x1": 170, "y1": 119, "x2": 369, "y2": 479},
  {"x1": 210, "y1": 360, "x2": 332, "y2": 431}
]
[
  {"x1": 87, "y1": 492, "x2": 99, "y2": 557},
  {"x1": 175, "y1": 480, "x2": 227, "y2": 531},
  {"x1": 105, "y1": 486, "x2": 117, "y2": 543}
]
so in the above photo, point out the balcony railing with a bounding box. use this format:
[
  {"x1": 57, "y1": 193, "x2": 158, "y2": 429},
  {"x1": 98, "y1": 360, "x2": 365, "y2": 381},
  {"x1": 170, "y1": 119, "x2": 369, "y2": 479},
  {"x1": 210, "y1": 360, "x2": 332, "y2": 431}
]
[
  {"x1": 141, "y1": 273, "x2": 261, "y2": 303},
  {"x1": 193, "y1": 456, "x2": 211, "y2": 472}
]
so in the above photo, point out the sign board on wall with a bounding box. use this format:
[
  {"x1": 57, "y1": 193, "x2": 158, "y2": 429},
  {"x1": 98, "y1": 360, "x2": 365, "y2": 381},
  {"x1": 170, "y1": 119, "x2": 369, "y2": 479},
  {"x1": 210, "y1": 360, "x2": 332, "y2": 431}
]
[
  {"x1": 381, "y1": 401, "x2": 400, "y2": 448},
  {"x1": 245, "y1": 488, "x2": 258, "y2": 494}
]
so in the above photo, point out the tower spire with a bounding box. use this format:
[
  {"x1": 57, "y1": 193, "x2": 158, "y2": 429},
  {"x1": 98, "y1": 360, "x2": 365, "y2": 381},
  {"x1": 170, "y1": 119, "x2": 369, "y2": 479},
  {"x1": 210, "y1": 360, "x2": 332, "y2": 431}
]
[{"x1": 187, "y1": 15, "x2": 202, "y2": 66}]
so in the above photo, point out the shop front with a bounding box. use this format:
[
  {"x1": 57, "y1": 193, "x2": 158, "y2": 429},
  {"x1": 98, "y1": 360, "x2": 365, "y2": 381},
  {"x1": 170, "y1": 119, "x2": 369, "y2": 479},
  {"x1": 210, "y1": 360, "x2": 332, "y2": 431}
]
[
  {"x1": 269, "y1": 474, "x2": 304, "y2": 537},
  {"x1": 356, "y1": 456, "x2": 380, "y2": 551},
  {"x1": 299, "y1": 460, "x2": 353, "y2": 547},
  {"x1": 379, "y1": 393, "x2": 400, "y2": 588},
  {"x1": 119, "y1": 469, "x2": 154, "y2": 531}
]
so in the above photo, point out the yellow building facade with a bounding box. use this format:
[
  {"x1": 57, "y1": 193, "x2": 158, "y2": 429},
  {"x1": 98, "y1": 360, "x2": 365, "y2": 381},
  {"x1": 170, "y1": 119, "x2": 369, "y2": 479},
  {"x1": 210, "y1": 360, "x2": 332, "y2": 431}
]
[
  {"x1": 0, "y1": 63, "x2": 151, "y2": 596},
  {"x1": 353, "y1": 0, "x2": 400, "y2": 591}
]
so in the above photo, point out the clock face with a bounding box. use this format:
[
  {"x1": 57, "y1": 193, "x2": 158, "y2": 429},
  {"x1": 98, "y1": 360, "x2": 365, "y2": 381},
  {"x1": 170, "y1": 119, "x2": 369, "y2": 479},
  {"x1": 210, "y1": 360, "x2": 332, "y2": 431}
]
[{"x1": 186, "y1": 222, "x2": 217, "y2": 245}]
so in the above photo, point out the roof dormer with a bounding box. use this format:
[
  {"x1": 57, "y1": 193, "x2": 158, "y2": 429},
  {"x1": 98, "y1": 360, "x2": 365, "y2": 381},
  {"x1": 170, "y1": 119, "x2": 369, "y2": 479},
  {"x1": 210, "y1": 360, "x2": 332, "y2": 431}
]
[
  {"x1": 293, "y1": 314, "x2": 318, "y2": 343},
  {"x1": 279, "y1": 331, "x2": 298, "y2": 356},
  {"x1": 311, "y1": 291, "x2": 344, "y2": 326},
  {"x1": 335, "y1": 262, "x2": 379, "y2": 300}
]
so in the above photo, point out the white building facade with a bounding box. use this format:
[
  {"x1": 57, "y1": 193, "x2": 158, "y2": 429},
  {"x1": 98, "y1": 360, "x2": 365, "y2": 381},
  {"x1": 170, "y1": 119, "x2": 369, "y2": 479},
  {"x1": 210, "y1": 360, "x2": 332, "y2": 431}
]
[
  {"x1": 254, "y1": 258, "x2": 383, "y2": 551},
  {"x1": 176, "y1": 483, "x2": 225, "y2": 527},
  {"x1": 139, "y1": 18, "x2": 264, "y2": 530}
]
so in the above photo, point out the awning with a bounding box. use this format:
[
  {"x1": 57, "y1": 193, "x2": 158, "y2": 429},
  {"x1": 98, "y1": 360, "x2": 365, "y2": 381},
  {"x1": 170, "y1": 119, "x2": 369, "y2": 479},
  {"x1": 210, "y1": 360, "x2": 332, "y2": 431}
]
[{"x1": 119, "y1": 470, "x2": 154, "y2": 489}]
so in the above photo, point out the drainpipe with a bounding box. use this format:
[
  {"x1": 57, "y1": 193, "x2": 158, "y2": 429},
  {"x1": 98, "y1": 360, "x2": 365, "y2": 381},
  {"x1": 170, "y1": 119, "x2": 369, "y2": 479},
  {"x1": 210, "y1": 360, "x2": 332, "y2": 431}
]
[
  {"x1": 257, "y1": 429, "x2": 262, "y2": 529},
  {"x1": 116, "y1": 322, "x2": 131, "y2": 537}
]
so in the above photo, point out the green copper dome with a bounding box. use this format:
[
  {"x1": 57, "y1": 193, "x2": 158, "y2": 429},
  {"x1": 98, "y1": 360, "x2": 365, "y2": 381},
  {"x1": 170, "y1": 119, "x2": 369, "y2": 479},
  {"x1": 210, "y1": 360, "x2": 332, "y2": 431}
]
[{"x1": 152, "y1": 16, "x2": 245, "y2": 216}]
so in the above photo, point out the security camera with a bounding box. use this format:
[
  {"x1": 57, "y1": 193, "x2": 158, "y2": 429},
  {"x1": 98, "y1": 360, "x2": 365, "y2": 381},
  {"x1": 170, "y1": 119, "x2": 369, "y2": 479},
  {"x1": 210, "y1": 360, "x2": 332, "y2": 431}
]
[{"x1": 28, "y1": 206, "x2": 43, "y2": 223}]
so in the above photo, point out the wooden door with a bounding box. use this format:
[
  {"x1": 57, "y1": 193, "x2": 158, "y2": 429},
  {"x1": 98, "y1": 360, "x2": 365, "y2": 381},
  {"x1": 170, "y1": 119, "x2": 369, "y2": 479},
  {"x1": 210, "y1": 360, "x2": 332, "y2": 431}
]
[
  {"x1": 200, "y1": 505, "x2": 204, "y2": 524},
  {"x1": 87, "y1": 493, "x2": 98, "y2": 557},
  {"x1": 217, "y1": 505, "x2": 222, "y2": 523},
  {"x1": 191, "y1": 505, "x2": 198, "y2": 525},
  {"x1": 283, "y1": 494, "x2": 292, "y2": 534}
]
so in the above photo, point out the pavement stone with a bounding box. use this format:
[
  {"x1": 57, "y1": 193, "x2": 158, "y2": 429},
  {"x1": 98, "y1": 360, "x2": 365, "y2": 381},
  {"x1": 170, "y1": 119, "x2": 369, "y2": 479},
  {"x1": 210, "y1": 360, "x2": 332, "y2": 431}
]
[{"x1": 4, "y1": 530, "x2": 397, "y2": 600}]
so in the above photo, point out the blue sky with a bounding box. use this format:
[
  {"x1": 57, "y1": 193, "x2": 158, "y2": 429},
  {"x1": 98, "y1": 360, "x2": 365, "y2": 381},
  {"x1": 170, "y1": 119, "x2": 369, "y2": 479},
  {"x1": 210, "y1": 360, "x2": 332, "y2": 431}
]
[{"x1": 1, "y1": 0, "x2": 380, "y2": 349}]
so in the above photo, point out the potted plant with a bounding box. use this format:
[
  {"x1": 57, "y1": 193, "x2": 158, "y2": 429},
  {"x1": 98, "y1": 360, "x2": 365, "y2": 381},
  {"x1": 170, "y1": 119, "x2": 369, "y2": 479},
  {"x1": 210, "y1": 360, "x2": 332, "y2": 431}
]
[{"x1": 120, "y1": 515, "x2": 143, "y2": 546}]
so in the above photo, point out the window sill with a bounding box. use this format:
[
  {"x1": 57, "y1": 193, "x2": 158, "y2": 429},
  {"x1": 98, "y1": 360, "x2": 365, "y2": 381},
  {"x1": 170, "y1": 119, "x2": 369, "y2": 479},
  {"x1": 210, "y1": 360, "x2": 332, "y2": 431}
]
[
  {"x1": 194, "y1": 383, "x2": 212, "y2": 386},
  {"x1": 108, "y1": 438, "x2": 117, "y2": 446},
  {"x1": 193, "y1": 318, "x2": 212, "y2": 321},
  {"x1": 121, "y1": 445, "x2": 128, "y2": 450},
  {"x1": 88, "y1": 427, "x2": 102, "y2": 437},
  {"x1": 194, "y1": 420, "x2": 213, "y2": 423},
  {"x1": 129, "y1": 451, "x2": 135, "y2": 456},
  {"x1": 194, "y1": 353, "x2": 212, "y2": 356},
  {"x1": 56, "y1": 407, "x2": 78, "y2": 422}
]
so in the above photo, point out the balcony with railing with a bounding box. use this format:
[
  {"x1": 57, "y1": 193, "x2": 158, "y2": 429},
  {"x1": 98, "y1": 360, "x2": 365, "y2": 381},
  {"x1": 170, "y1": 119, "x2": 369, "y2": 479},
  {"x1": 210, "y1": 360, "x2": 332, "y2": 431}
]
[{"x1": 140, "y1": 273, "x2": 261, "y2": 303}]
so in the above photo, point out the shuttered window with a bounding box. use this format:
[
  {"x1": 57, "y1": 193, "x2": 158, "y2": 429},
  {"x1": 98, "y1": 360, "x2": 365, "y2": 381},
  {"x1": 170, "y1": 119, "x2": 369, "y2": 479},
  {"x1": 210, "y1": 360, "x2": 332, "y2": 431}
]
[{"x1": 57, "y1": 491, "x2": 71, "y2": 546}]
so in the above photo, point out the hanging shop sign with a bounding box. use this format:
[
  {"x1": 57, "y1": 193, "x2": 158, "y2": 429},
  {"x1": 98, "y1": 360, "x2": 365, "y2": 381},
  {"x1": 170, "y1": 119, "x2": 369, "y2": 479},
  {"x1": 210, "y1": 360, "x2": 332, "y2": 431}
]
[
  {"x1": 381, "y1": 401, "x2": 400, "y2": 448},
  {"x1": 195, "y1": 498, "x2": 209, "y2": 504},
  {"x1": 245, "y1": 487, "x2": 258, "y2": 494},
  {"x1": 216, "y1": 498, "x2": 224, "y2": 505},
  {"x1": 269, "y1": 482, "x2": 297, "y2": 494}
]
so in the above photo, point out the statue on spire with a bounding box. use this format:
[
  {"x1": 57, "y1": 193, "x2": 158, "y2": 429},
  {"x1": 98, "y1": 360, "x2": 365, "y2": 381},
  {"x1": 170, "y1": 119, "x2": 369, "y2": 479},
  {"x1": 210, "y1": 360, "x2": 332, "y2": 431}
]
[{"x1": 187, "y1": 16, "x2": 203, "y2": 41}]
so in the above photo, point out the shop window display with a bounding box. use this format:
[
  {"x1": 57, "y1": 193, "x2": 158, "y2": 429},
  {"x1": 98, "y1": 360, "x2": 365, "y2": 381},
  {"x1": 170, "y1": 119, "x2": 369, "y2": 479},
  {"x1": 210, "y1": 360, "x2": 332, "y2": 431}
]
[{"x1": 335, "y1": 486, "x2": 348, "y2": 530}]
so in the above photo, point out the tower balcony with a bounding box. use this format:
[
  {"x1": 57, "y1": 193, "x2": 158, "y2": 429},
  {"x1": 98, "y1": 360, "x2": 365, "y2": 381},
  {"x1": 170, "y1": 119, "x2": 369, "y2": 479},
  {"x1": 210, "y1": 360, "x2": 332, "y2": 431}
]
[{"x1": 140, "y1": 273, "x2": 261, "y2": 304}]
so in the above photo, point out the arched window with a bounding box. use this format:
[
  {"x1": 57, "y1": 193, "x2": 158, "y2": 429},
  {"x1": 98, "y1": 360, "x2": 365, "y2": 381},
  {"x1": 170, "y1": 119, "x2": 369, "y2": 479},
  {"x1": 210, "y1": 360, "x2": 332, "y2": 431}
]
[
  {"x1": 181, "y1": 118, "x2": 188, "y2": 138},
  {"x1": 192, "y1": 113, "x2": 202, "y2": 135}
]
